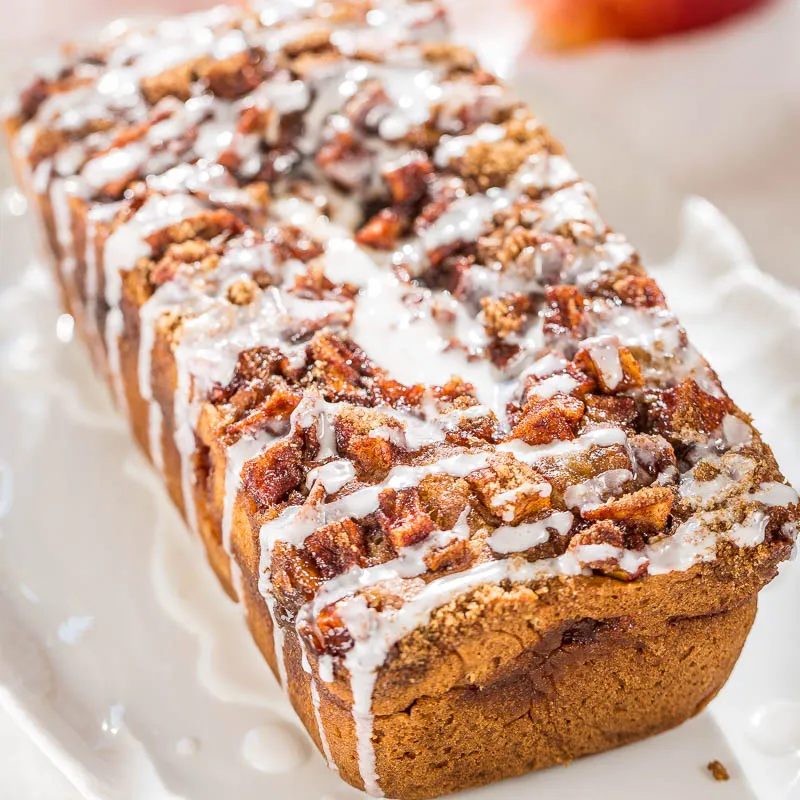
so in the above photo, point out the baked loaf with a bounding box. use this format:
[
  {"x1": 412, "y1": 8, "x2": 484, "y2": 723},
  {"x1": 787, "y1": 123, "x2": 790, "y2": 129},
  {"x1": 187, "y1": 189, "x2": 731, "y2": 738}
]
[{"x1": 5, "y1": 2, "x2": 798, "y2": 797}]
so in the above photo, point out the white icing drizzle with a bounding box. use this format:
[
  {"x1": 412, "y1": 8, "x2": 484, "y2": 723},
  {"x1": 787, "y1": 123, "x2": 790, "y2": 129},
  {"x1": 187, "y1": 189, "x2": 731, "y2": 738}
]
[
  {"x1": 148, "y1": 395, "x2": 165, "y2": 476},
  {"x1": 300, "y1": 649, "x2": 338, "y2": 773},
  {"x1": 750, "y1": 482, "x2": 800, "y2": 507},
  {"x1": 583, "y1": 336, "x2": 623, "y2": 390},
  {"x1": 564, "y1": 469, "x2": 633, "y2": 514},
  {"x1": 488, "y1": 510, "x2": 573, "y2": 554}
]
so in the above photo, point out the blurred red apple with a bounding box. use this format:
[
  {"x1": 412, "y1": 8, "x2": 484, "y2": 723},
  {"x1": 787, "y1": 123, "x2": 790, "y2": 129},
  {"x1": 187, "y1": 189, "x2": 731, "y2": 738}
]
[{"x1": 528, "y1": 0, "x2": 773, "y2": 49}]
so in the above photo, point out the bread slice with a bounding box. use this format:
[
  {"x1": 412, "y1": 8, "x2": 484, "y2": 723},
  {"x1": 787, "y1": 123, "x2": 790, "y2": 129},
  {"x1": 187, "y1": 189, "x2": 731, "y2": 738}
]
[{"x1": 5, "y1": 2, "x2": 797, "y2": 797}]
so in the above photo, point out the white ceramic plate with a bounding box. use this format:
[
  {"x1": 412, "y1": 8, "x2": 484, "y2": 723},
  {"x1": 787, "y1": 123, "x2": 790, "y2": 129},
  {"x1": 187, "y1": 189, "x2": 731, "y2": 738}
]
[{"x1": 1, "y1": 10, "x2": 799, "y2": 800}]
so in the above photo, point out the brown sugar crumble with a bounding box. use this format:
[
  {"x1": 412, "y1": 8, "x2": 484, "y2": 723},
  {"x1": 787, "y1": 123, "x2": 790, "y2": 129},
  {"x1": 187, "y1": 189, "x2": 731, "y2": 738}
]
[{"x1": 707, "y1": 760, "x2": 730, "y2": 782}]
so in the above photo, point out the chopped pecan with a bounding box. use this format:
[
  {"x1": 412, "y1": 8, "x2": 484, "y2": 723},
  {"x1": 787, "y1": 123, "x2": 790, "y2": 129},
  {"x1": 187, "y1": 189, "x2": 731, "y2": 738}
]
[
  {"x1": 466, "y1": 454, "x2": 551, "y2": 524},
  {"x1": 382, "y1": 156, "x2": 433, "y2": 205},
  {"x1": 310, "y1": 602, "x2": 353, "y2": 656},
  {"x1": 583, "y1": 394, "x2": 637, "y2": 426},
  {"x1": 505, "y1": 112, "x2": 562, "y2": 153},
  {"x1": 305, "y1": 518, "x2": 367, "y2": 578},
  {"x1": 266, "y1": 224, "x2": 324, "y2": 263},
  {"x1": 568, "y1": 520, "x2": 648, "y2": 580},
  {"x1": 19, "y1": 76, "x2": 50, "y2": 120},
  {"x1": 226, "y1": 276, "x2": 259, "y2": 306},
  {"x1": 241, "y1": 439, "x2": 304, "y2": 507},
  {"x1": 291, "y1": 49, "x2": 345, "y2": 79},
  {"x1": 613, "y1": 273, "x2": 666, "y2": 309},
  {"x1": 145, "y1": 209, "x2": 245, "y2": 258},
  {"x1": 28, "y1": 128, "x2": 68, "y2": 166},
  {"x1": 270, "y1": 540, "x2": 322, "y2": 614},
  {"x1": 372, "y1": 377, "x2": 426, "y2": 410},
  {"x1": 196, "y1": 49, "x2": 268, "y2": 99},
  {"x1": 355, "y1": 208, "x2": 405, "y2": 250},
  {"x1": 306, "y1": 333, "x2": 381, "y2": 402},
  {"x1": 430, "y1": 378, "x2": 479, "y2": 408},
  {"x1": 522, "y1": 364, "x2": 595, "y2": 405},
  {"x1": 574, "y1": 339, "x2": 643, "y2": 394},
  {"x1": 141, "y1": 60, "x2": 199, "y2": 104},
  {"x1": 421, "y1": 42, "x2": 479, "y2": 73},
  {"x1": 417, "y1": 474, "x2": 472, "y2": 530},
  {"x1": 325, "y1": 0, "x2": 371, "y2": 24},
  {"x1": 226, "y1": 384, "x2": 303, "y2": 439},
  {"x1": 649, "y1": 378, "x2": 733, "y2": 445},
  {"x1": 376, "y1": 488, "x2": 436, "y2": 552},
  {"x1": 451, "y1": 123, "x2": 550, "y2": 191},
  {"x1": 510, "y1": 394, "x2": 585, "y2": 446},
  {"x1": 335, "y1": 407, "x2": 403, "y2": 480},
  {"x1": 282, "y1": 29, "x2": 333, "y2": 59},
  {"x1": 343, "y1": 79, "x2": 392, "y2": 130},
  {"x1": 424, "y1": 537, "x2": 474, "y2": 573},
  {"x1": 486, "y1": 339, "x2": 522, "y2": 371},
  {"x1": 480, "y1": 292, "x2": 531, "y2": 340},
  {"x1": 316, "y1": 131, "x2": 372, "y2": 191},
  {"x1": 583, "y1": 486, "x2": 674, "y2": 533},
  {"x1": 149, "y1": 239, "x2": 221, "y2": 286},
  {"x1": 707, "y1": 761, "x2": 730, "y2": 783},
  {"x1": 543, "y1": 285, "x2": 586, "y2": 339},
  {"x1": 210, "y1": 347, "x2": 298, "y2": 406},
  {"x1": 291, "y1": 265, "x2": 357, "y2": 301}
]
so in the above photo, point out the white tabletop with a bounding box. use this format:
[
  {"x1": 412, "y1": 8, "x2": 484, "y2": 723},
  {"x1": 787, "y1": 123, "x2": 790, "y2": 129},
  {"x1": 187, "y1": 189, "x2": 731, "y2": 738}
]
[{"x1": 0, "y1": 1, "x2": 797, "y2": 797}]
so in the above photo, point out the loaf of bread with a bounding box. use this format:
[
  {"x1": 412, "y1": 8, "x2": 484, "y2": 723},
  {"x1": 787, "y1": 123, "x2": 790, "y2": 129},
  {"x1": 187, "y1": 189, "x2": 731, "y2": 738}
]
[{"x1": 5, "y1": 2, "x2": 798, "y2": 797}]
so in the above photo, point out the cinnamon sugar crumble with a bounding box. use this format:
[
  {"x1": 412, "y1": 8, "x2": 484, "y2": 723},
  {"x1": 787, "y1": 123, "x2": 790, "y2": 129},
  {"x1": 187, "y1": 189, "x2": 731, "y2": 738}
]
[{"x1": 707, "y1": 760, "x2": 730, "y2": 782}]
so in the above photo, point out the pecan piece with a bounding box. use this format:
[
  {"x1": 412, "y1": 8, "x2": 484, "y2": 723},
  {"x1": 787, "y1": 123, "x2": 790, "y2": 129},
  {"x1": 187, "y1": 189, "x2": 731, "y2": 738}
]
[
  {"x1": 141, "y1": 60, "x2": 198, "y2": 104},
  {"x1": 145, "y1": 209, "x2": 245, "y2": 258},
  {"x1": 649, "y1": 378, "x2": 733, "y2": 445},
  {"x1": 209, "y1": 347, "x2": 297, "y2": 406},
  {"x1": 481, "y1": 293, "x2": 531, "y2": 340},
  {"x1": 306, "y1": 602, "x2": 354, "y2": 656},
  {"x1": 543, "y1": 285, "x2": 586, "y2": 338},
  {"x1": 196, "y1": 49, "x2": 268, "y2": 99},
  {"x1": 266, "y1": 224, "x2": 324, "y2": 263},
  {"x1": 270, "y1": 540, "x2": 322, "y2": 614},
  {"x1": 421, "y1": 42, "x2": 479, "y2": 73},
  {"x1": 583, "y1": 394, "x2": 638, "y2": 426},
  {"x1": 510, "y1": 394, "x2": 585, "y2": 446},
  {"x1": 613, "y1": 273, "x2": 666, "y2": 309},
  {"x1": 226, "y1": 276, "x2": 259, "y2": 306},
  {"x1": 242, "y1": 439, "x2": 304, "y2": 507},
  {"x1": 466, "y1": 454, "x2": 551, "y2": 524},
  {"x1": 226, "y1": 384, "x2": 303, "y2": 440},
  {"x1": 456, "y1": 134, "x2": 550, "y2": 191},
  {"x1": 149, "y1": 239, "x2": 221, "y2": 286},
  {"x1": 417, "y1": 474, "x2": 472, "y2": 530},
  {"x1": 305, "y1": 519, "x2": 367, "y2": 578},
  {"x1": 376, "y1": 488, "x2": 436, "y2": 552},
  {"x1": 568, "y1": 520, "x2": 649, "y2": 580},
  {"x1": 583, "y1": 486, "x2": 674, "y2": 534},
  {"x1": 574, "y1": 338, "x2": 643, "y2": 394},
  {"x1": 307, "y1": 333, "x2": 381, "y2": 402},
  {"x1": 316, "y1": 131, "x2": 372, "y2": 191},
  {"x1": 356, "y1": 208, "x2": 405, "y2": 250},
  {"x1": 382, "y1": 155, "x2": 433, "y2": 205}
]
